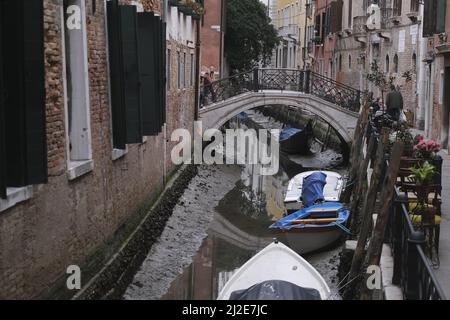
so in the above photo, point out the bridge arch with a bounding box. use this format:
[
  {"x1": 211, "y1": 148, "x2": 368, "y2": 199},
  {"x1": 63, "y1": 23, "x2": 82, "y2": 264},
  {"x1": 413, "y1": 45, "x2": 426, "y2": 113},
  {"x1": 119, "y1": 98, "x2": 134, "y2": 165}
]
[{"x1": 199, "y1": 90, "x2": 358, "y2": 144}]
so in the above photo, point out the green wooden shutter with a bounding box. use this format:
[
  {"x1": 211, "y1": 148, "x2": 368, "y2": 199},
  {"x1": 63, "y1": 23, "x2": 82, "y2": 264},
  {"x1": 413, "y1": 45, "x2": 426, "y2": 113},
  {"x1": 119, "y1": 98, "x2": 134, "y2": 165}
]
[
  {"x1": 154, "y1": 16, "x2": 162, "y2": 133},
  {"x1": 3, "y1": 0, "x2": 46, "y2": 186},
  {"x1": 161, "y1": 22, "x2": 167, "y2": 126},
  {"x1": 0, "y1": 0, "x2": 6, "y2": 198},
  {"x1": 120, "y1": 5, "x2": 143, "y2": 143},
  {"x1": 107, "y1": 0, "x2": 127, "y2": 149},
  {"x1": 436, "y1": 0, "x2": 447, "y2": 34},
  {"x1": 423, "y1": 0, "x2": 437, "y2": 37},
  {"x1": 138, "y1": 12, "x2": 158, "y2": 136},
  {"x1": 23, "y1": 0, "x2": 47, "y2": 185}
]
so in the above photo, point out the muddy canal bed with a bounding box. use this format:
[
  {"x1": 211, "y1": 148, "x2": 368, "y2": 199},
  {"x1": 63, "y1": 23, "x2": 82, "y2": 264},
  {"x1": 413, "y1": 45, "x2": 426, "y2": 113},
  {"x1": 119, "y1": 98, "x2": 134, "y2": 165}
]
[
  {"x1": 124, "y1": 164, "x2": 343, "y2": 300},
  {"x1": 123, "y1": 111, "x2": 345, "y2": 300}
]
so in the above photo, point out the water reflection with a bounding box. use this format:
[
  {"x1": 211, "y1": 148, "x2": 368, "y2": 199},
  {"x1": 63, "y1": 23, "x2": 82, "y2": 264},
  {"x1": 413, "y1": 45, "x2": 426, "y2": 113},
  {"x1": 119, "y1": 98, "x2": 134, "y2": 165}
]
[{"x1": 162, "y1": 110, "x2": 344, "y2": 300}]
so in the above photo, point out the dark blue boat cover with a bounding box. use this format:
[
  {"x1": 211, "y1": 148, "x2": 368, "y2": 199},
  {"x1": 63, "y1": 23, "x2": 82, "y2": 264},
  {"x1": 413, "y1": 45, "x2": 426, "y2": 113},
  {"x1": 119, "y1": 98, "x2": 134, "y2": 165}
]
[
  {"x1": 301, "y1": 172, "x2": 327, "y2": 207},
  {"x1": 279, "y1": 127, "x2": 303, "y2": 142},
  {"x1": 229, "y1": 280, "x2": 321, "y2": 300}
]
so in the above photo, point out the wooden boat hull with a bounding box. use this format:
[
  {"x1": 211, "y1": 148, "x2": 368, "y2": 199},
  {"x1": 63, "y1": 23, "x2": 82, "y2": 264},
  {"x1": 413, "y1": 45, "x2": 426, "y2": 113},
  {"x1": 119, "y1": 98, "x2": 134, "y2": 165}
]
[{"x1": 281, "y1": 227, "x2": 342, "y2": 254}]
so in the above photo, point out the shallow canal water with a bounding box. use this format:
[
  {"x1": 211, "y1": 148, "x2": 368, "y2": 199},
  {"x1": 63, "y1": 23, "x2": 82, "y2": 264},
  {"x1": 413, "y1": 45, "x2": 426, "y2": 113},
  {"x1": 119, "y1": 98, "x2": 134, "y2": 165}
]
[{"x1": 123, "y1": 111, "x2": 345, "y2": 300}]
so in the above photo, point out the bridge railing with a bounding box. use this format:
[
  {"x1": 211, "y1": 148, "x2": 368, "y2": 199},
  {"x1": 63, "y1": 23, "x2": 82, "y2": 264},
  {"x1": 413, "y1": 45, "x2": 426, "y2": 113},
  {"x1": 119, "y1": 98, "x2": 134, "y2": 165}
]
[{"x1": 200, "y1": 68, "x2": 361, "y2": 113}]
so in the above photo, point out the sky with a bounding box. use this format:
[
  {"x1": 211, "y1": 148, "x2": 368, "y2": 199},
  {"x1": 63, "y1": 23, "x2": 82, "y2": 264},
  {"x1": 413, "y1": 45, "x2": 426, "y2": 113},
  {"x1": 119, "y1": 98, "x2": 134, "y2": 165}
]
[{"x1": 260, "y1": 0, "x2": 269, "y2": 6}]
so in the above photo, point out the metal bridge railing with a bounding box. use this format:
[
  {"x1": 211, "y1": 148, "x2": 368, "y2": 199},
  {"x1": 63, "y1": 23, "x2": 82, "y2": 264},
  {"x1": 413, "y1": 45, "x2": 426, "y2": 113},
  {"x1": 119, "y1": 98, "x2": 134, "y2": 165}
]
[{"x1": 200, "y1": 68, "x2": 362, "y2": 113}]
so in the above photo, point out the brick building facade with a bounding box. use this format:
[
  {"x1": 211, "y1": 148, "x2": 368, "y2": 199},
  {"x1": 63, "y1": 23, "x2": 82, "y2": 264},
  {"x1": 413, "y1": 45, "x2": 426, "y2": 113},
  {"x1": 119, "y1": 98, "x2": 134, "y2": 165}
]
[
  {"x1": 200, "y1": 0, "x2": 225, "y2": 78},
  {"x1": 0, "y1": 0, "x2": 198, "y2": 298}
]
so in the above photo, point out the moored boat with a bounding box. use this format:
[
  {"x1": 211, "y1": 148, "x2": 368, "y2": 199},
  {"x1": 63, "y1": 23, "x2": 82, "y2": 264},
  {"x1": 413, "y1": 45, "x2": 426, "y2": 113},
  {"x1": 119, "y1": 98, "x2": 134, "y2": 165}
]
[
  {"x1": 279, "y1": 121, "x2": 313, "y2": 155},
  {"x1": 284, "y1": 170, "x2": 344, "y2": 214},
  {"x1": 217, "y1": 241, "x2": 331, "y2": 300},
  {"x1": 270, "y1": 202, "x2": 350, "y2": 254}
]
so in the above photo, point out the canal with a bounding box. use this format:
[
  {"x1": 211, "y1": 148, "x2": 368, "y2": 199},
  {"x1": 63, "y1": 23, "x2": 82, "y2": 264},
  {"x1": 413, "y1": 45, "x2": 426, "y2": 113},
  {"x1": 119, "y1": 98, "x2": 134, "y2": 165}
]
[{"x1": 123, "y1": 109, "x2": 346, "y2": 300}]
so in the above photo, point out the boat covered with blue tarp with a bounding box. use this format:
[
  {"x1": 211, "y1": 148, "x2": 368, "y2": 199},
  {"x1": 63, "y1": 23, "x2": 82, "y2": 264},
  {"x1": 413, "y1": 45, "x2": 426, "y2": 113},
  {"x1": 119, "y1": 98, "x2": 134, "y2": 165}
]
[
  {"x1": 270, "y1": 202, "x2": 350, "y2": 254},
  {"x1": 279, "y1": 121, "x2": 313, "y2": 155}
]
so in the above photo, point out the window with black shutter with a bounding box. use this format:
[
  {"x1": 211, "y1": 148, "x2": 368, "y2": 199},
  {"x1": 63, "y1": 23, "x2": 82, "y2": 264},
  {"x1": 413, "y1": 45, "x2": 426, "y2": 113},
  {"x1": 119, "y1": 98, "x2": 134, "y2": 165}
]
[
  {"x1": 423, "y1": 0, "x2": 437, "y2": 37},
  {"x1": 0, "y1": 0, "x2": 47, "y2": 196},
  {"x1": 436, "y1": 0, "x2": 447, "y2": 34},
  {"x1": 329, "y1": 0, "x2": 343, "y2": 34},
  {"x1": 106, "y1": 0, "x2": 166, "y2": 145},
  {"x1": 0, "y1": 1, "x2": 5, "y2": 199}
]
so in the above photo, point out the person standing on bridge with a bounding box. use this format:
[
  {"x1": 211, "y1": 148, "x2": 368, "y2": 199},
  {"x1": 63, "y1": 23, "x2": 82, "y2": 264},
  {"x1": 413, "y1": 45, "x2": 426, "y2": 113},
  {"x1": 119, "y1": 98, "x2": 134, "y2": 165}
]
[{"x1": 386, "y1": 84, "x2": 403, "y2": 121}]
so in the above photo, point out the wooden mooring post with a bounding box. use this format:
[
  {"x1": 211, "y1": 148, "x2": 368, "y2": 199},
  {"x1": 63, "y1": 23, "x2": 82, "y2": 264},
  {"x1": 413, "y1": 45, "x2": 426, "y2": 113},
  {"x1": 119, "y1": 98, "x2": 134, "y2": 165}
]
[
  {"x1": 344, "y1": 129, "x2": 389, "y2": 298},
  {"x1": 360, "y1": 141, "x2": 404, "y2": 300},
  {"x1": 341, "y1": 99, "x2": 371, "y2": 203}
]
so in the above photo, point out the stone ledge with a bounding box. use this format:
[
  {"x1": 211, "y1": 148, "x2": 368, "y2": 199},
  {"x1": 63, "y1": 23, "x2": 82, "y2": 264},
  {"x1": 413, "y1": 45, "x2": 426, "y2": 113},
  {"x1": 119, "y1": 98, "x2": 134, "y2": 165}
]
[
  {"x1": 0, "y1": 186, "x2": 33, "y2": 213},
  {"x1": 67, "y1": 160, "x2": 94, "y2": 181}
]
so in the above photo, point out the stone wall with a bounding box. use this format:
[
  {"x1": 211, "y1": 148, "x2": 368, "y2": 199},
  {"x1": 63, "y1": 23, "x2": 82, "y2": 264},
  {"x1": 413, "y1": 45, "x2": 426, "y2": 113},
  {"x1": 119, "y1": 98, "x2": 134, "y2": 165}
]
[{"x1": 0, "y1": 0, "x2": 196, "y2": 299}]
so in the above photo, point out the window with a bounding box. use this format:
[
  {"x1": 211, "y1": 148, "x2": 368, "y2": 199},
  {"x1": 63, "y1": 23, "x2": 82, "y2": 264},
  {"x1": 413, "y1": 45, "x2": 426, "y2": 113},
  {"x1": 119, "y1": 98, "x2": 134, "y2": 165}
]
[
  {"x1": 393, "y1": 54, "x2": 399, "y2": 73},
  {"x1": 190, "y1": 53, "x2": 194, "y2": 87},
  {"x1": 348, "y1": 0, "x2": 352, "y2": 29},
  {"x1": 410, "y1": 0, "x2": 419, "y2": 13},
  {"x1": 393, "y1": 0, "x2": 402, "y2": 16},
  {"x1": 412, "y1": 53, "x2": 417, "y2": 73},
  {"x1": 167, "y1": 49, "x2": 171, "y2": 90},
  {"x1": 0, "y1": 0, "x2": 47, "y2": 199},
  {"x1": 348, "y1": 55, "x2": 352, "y2": 70},
  {"x1": 339, "y1": 54, "x2": 342, "y2": 71},
  {"x1": 106, "y1": 0, "x2": 166, "y2": 146},
  {"x1": 423, "y1": 0, "x2": 447, "y2": 37},
  {"x1": 177, "y1": 51, "x2": 181, "y2": 89},
  {"x1": 63, "y1": 0, "x2": 93, "y2": 176},
  {"x1": 385, "y1": 55, "x2": 390, "y2": 73},
  {"x1": 183, "y1": 52, "x2": 186, "y2": 88}
]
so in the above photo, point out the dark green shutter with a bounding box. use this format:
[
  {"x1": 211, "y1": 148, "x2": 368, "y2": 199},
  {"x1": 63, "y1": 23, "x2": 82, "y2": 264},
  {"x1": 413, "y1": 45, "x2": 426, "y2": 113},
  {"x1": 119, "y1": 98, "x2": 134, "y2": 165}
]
[
  {"x1": 120, "y1": 5, "x2": 143, "y2": 143},
  {"x1": 3, "y1": 0, "x2": 46, "y2": 187},
  {"x1": 107, "y1": 0, "x2": 127, "y2": 149},
  {"x1": 161, "y1": 22, "x2": 167, "y2": 126},
  {"x1": 23, "y1": 0, "x2": 47, "y2": 185},
  {"x1": 437, "y1": 0, "x2": 447, "y2": 33},
  {"x1": 154, "y1": 16, "x2": 162, "y2": 132},
  {"x1": 423, "y1": 0, "x2": 437, "y2": 37},
  {"x1": 0, "y1": 0, "x2": 6, "y2": 198},
  {"x1": 138, "y1": 12, "x2": 158, "y2": 136}
]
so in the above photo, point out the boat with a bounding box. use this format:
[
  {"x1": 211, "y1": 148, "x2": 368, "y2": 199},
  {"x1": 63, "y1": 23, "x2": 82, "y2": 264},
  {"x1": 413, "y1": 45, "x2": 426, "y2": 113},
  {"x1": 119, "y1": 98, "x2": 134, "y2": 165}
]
[
  {"x1": 269, "y1": 202, "x2": 350, "y2": 254},
  {"x1": 284, "y1": 170, "x2": 345, "y2": 214},
  {"x1": 279, "y1": 121, "x2": 313, "y2": 155},
  {"x1": 217, "y1": 241, "x2": 331, "y2": 300}
]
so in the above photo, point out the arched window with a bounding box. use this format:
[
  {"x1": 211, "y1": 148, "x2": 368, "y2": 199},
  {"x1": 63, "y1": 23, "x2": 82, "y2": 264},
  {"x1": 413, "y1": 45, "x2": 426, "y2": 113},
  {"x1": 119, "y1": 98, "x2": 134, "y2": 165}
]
[
  {"x1": 412, "y1": 53, "x2": 417, "y2": 73},
  {"x1": 385, "y1": 55, "x2": 390, "y2": 73},
  {"x1": 393, "y1": 54, "x2": 399, "y2": 73},
  {"x1": 349, "y1": 55, "x2": 352, "y2": 70}
]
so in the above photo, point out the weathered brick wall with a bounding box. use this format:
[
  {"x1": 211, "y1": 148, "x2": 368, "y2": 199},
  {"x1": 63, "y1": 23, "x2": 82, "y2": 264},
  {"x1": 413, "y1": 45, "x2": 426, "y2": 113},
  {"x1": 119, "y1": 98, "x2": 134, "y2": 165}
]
[{"x1": 0, "y1": 0, "x2": 196, "y2": 299}]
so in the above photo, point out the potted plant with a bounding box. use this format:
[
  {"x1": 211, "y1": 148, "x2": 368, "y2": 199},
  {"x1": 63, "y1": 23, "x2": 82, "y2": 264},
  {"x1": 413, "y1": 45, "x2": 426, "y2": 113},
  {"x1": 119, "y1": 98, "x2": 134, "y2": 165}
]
[{"x1": 410, "y1": 161, "x2": 437, "y2": 225}]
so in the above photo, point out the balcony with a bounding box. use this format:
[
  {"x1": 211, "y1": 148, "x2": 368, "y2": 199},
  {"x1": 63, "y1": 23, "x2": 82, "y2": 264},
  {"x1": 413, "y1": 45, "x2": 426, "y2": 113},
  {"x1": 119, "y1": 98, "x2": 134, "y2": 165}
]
[
  {"x1": 353, "y1": 16, "x2": 368, "y2": 44},
  {"x1": 407, "y1": 0, "x2": 420, "y2": 22},
  {"x1": 278, "y1": 24, "x2": 298, "y2": 40},
  {"x1": 378, "y1": 7, "x2": 393, "y2": 40}
]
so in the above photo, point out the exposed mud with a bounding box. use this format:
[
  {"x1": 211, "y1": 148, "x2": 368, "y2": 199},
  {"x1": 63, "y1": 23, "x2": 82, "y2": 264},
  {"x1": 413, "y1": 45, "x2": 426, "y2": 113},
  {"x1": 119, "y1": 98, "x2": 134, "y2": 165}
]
[{"x1": 123, "y1": 165, "x2": 241, "y2": 300}]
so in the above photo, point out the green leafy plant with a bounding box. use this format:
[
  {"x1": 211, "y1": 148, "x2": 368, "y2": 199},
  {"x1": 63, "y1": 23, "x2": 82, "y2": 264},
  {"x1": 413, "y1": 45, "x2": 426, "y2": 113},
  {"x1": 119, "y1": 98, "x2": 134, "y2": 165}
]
[{"x1": 410, "y1": 162, "x2": 436, "y2": 186}]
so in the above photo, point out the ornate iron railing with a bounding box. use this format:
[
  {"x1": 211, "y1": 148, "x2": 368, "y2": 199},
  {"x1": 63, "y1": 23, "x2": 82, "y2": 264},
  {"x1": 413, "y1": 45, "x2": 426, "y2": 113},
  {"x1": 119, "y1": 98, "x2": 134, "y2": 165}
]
[
  {"x1": 387, "y1": 192, "x2": 446, "y2": 300},
  {"x1": 368, "y1": 120, "x2": 447, "y2": 300},
  {"x1": 310, "y1": 72, "x2": 361, "y2": 112},
  {"x1": 200, "y1": 68, "x2": 362, "y2": 113}
]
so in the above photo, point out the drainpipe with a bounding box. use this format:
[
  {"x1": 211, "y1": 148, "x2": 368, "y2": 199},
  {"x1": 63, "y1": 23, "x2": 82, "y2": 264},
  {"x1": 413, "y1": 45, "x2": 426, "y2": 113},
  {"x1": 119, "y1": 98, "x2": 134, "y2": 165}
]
[
  {"x1": 417, "y1": 3, "x2": 427, "y2": 130},
  {"x1": 194, "y1": 16, "x2": 201, "y2": 120}
]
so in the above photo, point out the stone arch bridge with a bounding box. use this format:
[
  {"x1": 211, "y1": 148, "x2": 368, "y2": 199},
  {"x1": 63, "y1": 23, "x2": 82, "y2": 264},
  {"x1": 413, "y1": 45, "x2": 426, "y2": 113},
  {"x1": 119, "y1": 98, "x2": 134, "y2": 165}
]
[{"x1": 199, "y1": 69, "x2": 361, "y2": 144}]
